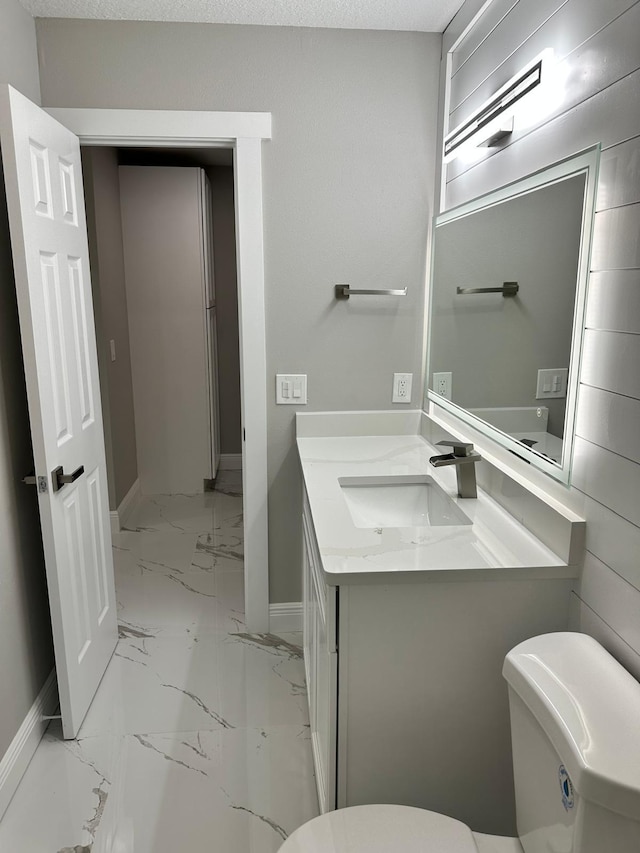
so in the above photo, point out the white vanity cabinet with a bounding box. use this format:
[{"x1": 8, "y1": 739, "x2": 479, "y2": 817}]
[
  {"x1": 297, "y1": 419, "x2": 583, "y2": 836},
  {"x1": 301, "y1": 484, "x2": 576, "y2": 836},
  {"x1": 302, "y1": 490, "x2": 337, "y2": 814}
]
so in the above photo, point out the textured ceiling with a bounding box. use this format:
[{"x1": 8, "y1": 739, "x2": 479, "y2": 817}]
[{"x1": 20, "y1": 0, "x2": 465, "y2": 32}]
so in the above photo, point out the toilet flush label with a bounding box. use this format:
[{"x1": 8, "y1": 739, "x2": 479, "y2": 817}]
[{"x1": 558, "y1": 765, "x2": 575, "y2": 811}]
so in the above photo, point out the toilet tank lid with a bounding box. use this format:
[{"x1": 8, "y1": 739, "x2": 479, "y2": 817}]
[{"x1": 503, "y1": 632, "x2": 640, "y2": 822}]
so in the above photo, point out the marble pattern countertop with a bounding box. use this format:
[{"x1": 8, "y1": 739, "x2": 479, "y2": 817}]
[{"x1": 297, "y1": 433, "x2": 576, "y2": 585}]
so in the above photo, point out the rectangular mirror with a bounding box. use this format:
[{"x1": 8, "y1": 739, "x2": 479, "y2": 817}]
[{"x1": 426, "y1": 147, "x2": 600, "y2": 483}]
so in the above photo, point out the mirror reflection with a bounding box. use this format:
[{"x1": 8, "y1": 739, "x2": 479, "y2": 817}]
[{"x1": 427, "y1": 150, "x2": 598, "y2": 481}]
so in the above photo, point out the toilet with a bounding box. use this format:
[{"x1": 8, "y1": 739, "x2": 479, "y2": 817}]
[{"x1": 280, "y1": 633, "x2": 640, "y2": 852}]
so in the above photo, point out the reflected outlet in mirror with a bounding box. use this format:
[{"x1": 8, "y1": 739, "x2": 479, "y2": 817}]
[{"x1": 339, "y1": 475, "x2": 471, "y2": 529}]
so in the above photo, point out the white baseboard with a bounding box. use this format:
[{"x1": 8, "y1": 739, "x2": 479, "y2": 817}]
[
  {"x1": 0, "y1": 669, "x2": 57, "y2": 820},
  {"x1": 110, "y1": 478, "x2": 141, "y2": 535},
  {"x1": 269, "y1": 602, "x2": 303, "y2": 634},
  {"x1": 218, "y1": 454, "x2": 242, "y2": 471}
]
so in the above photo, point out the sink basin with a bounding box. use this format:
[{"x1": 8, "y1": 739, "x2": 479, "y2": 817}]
[{"x1": 339, "y1": 475, "x2": 472, "y2": 529}]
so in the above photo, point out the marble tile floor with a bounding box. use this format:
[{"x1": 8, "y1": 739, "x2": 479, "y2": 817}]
[{"x1": 0, "y1": 472, "x2": 318, "y2": 853}]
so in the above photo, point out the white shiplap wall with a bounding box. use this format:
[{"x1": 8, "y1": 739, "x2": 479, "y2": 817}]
[{"x1": 440, "y1": 0, "x2": 640, "y2": 677}]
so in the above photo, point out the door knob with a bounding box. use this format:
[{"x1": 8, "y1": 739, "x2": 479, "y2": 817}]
[{"x1": 52, "y1": 465, "x2": 85, "y2": 493}]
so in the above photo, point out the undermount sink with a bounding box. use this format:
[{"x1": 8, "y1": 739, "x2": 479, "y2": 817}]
[{"x1": 339, "y1": 475, "x2": 472, "y2": 529}]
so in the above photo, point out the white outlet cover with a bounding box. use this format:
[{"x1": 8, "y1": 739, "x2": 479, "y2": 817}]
[
  {"x1": 432, "y1": 371, "x2": 452, "y2": 401},
  {"x1": 392, "y1": 373, "x2": 413, "y2": 404}
]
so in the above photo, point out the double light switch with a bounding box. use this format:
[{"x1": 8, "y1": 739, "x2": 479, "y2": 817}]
[
  {"x1": 276, "y1": 374, "x2": 308, "y2": 404},
  {"x1": 536, "y1": 368, "x2": 568, "y2": 399}
]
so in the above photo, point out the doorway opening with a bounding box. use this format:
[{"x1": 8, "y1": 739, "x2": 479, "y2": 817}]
[
  {"x1": 47, "y1": 105, "x2": 272, "y2": 633},
  {"x1": 82, "y1": 143, "x2": 246, "y2": 639},
  {"x1": 83, "y1": 146, "x2": 241, "y2": 500}
]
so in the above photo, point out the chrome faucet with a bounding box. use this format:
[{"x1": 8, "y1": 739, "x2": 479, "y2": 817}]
[{"x1": 429, "y1": 440, "x2": 482, "y2": 499}]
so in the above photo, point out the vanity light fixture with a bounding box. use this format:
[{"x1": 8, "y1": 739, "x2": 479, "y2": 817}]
[
  {"x1": 475, "y1": 117, "x2": 514, "y2": 148},
  {"x1": 444, "y1": 53, "x2": 546, "y2": 163}
]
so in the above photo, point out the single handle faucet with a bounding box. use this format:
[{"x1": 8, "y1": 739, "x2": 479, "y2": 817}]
[{"x1": 429, "y1": 440, "x2": 482, "y2": 499}]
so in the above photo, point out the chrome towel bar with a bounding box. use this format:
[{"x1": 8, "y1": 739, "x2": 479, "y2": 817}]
[
  {"x1": 456, "y1": 281, "x2": 519, "y2": 297},
  {"x1": 335, "y1": 284, "x2": 408, "y2": 300}
]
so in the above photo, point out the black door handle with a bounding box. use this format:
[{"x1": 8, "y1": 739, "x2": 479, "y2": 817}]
[{"x1": 52, "y1": 465, "x2": 85, "y2": 493}]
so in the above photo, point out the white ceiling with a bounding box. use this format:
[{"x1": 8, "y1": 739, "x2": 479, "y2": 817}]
[{"x1": 20, "y1": 0, "x2": 465, "y2": 32}]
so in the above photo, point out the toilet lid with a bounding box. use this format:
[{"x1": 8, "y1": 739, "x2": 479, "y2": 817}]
[{"x1": 280, "y1": 805, "x2": 479, "y2": 852}]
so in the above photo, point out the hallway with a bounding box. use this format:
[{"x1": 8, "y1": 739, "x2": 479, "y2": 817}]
[{"x1": 0, "y1": 473, "x2": 318, "y2": 852}]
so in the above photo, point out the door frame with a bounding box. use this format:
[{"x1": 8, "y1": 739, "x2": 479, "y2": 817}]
[{"x1": 47, "y1": 107, "x2": 272, "y2": 633}]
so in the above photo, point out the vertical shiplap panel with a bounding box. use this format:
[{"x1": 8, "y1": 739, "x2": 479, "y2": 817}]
[
  {"x1": 576, "y1": 385, "x2": 640, "y2": 463},
  {"x1": 442, "y1": 0, "x2": 640, "y2": 664},
  {"x1": 591, "y1": 204, "x2": 640, "y2": 270},
  {"x1": 450, "y1": 0, "x2": 567, "y2": 114},
  {"x1": 582, "y1": 494, "x2": 640, "y2": 590},
  {"x1": 581, "y1": 329, "x2": 640, "y2": 399},
  {"x1": 585, "y1": 270, "x2": 640, "y2": 333},
  {"x1": 570, "y1": 594, "x2": 640, "y2": 681},
  {"x1": 446, "y1": 68, "x2": 640, "y2": 208},
  {"x1": 449, "y1": 0, "x2": 639, "y2": 131},
  {"x1": 578, "y1": 552, "x2": 640, "y2": 658},
  {"x1": 597, "y1": 135, "x2": 640, "y2": 210},
  {"x1": 572, "y1": 437, "x2": 640, "y2": 528},
  {"x1": 451, "y1": 0, "x2": 529, "y2": 76}
]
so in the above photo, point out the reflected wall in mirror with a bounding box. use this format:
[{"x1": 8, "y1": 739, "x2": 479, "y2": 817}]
[{"x1": 427, "y1": 148, "x2": 599, "y2": 483}]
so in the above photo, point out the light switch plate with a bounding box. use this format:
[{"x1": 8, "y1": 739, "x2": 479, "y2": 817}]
[
  {"x1": 536, "y1": 368, "x2": 568, "y2": 399},
  {"x1": 276, "y1": 374, "x2": 307, "y2": 405}
]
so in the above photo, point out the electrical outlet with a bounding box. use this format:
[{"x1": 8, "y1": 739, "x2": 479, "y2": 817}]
[
  {"x1": 433, "y1": 372, "x2": 452, "y2": 400},
  {"x1": 392, "y1": 373, "x2": 413, "y2": 404}
]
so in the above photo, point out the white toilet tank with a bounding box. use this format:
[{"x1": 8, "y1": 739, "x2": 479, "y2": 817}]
[{"x1": 503, "y1": 633, "x2": 640, "y2": 853}]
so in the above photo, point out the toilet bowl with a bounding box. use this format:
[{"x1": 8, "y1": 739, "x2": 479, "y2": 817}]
[
  {"x1": 279, "y1": 803, "x2": 522, "y2": 852},
  {"x1": 279, "y1": 633, "x2": 640, "y2": 853}
]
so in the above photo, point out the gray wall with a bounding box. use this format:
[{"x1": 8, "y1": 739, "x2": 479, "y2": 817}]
[
  {"x1": 83, "y1": 147, "x2": 138, "y2": 509},
  {"x1": 115, "y1": 152, "x2": 242, "y2": 458},
  {"x1": 35, "y1": 20, "x2": 442, "y2": 601},
  {"x1": 84, "y1": 151, "x2": 241, "y2": 503},
  {"x1": 208, "y1": 165, "x2": 241, "y2": 456},
  {"x1": 441, "y1": 0, "x2": 640, "y2": 677},
  {"x1": 0, "y1": 0, "x2": 54, "y2": 760},
  {"x1": 0, "y1": 0, "x2": 40, "y2": 104}
]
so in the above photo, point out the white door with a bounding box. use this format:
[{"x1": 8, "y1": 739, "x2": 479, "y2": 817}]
[{"x1": 0, "y1": 85, "x2": 117, "y2": 739}]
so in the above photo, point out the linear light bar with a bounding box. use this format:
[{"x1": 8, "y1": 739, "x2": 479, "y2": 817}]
[{"x1": 444, "y1": 58, "x2": 543, "y2": 160}]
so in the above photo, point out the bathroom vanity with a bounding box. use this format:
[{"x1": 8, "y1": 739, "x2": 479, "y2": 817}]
[
  {"x1": 298, "y1": 411, "x2": 584, "y2": 837},
  {"x1": 298, "y1": 150, "x2": 597, "y2": 836}
]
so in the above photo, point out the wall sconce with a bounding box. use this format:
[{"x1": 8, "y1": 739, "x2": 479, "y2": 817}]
[{"x1": 444, "y1": 52, "x2": 550, "y2": 163}]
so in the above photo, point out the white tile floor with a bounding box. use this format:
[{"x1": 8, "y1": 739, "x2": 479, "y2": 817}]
[{"x1": 0, "y1": 472, "x2": 318, "y2": 852}]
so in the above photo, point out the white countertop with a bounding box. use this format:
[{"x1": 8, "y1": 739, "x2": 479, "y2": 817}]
[{"x1": 297, "y1": 433, "x2": 575, "y2": 586}]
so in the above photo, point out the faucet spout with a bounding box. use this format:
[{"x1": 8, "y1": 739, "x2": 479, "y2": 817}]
[{"x1": 429, "y1": 440, "x2": 481, "y2": 499}]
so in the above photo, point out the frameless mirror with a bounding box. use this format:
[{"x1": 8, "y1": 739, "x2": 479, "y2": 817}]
[{"x1": 426, "y1": 147, "x2": 599, "y2": 483}]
